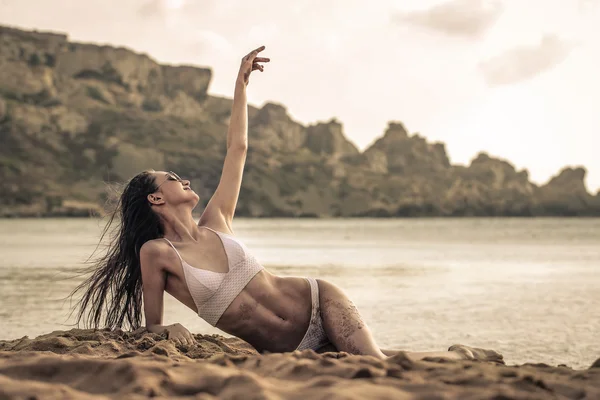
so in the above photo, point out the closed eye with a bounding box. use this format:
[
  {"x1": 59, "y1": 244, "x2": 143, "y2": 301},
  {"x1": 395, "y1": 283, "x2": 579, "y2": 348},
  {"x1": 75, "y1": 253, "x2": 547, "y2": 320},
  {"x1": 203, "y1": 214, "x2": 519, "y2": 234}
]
[{"x1": 167, "y1": 171, "x2": 183, "y2": 182}]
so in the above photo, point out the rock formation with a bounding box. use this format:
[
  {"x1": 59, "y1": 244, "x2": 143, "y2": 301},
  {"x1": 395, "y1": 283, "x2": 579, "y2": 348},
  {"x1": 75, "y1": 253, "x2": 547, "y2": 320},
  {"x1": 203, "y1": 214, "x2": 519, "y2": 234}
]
[{"x1": 1, "y1": 25, "x2": 598, "y2": 217}]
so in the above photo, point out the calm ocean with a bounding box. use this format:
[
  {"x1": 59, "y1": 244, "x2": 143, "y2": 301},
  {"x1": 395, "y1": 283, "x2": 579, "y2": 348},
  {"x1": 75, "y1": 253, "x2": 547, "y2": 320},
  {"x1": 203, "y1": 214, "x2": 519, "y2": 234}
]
[{"x1": 0, "y1": 218, "x2": 598, "y2": 369}]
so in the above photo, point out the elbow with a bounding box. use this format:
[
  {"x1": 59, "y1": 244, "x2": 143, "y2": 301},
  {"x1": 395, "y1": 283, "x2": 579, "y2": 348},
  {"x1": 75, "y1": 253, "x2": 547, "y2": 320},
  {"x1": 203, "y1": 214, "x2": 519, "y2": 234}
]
[{"x1": 227, "y1": 142, "x2": 248, "y2": 153}]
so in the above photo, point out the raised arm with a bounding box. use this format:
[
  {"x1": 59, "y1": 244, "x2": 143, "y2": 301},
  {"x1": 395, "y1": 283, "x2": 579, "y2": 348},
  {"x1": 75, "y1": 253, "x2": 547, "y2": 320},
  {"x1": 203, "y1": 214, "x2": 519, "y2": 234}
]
[
  {"x1": 199, "y1": 46, "x2": 270, "y2": 232},
  {"x1": 140, "y1": 241, "x2": 194, "y2": 345}
]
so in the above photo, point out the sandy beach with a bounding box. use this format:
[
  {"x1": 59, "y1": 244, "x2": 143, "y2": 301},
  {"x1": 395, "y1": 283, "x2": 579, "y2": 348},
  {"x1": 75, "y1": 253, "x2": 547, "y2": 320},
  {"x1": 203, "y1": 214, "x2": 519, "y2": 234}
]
[{"x1": 1, "y1": 329, "x2": 598, "y2": 399}]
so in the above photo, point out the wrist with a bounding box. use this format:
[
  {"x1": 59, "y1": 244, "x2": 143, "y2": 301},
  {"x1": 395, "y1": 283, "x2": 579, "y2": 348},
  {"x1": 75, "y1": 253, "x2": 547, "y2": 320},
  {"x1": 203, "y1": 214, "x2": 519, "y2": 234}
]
[
  {"x1": 146, "y1": 324, "x2": 166, "y2": 334},
  {"x1": 235, "y1": 78, "x2": 247, "y2": 90}
]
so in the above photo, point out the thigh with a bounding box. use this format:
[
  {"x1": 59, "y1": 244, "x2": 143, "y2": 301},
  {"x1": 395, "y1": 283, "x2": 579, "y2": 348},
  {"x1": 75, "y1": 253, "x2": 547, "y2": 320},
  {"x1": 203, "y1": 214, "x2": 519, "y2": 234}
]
[{"x1": 317, "y1": 279, "x2": 384, "y2": 358}]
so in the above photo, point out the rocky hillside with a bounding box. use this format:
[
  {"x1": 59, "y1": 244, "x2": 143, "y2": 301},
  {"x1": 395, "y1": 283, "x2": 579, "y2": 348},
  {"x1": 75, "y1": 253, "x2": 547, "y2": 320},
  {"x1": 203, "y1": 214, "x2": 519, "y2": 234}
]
[{"x1": 1, "y1": 25, "x2": 599, "y2": 217}]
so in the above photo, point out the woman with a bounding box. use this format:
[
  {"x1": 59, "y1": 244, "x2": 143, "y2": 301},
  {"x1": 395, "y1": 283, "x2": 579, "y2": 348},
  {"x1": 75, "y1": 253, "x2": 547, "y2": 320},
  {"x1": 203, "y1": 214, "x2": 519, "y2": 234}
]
[{"x1": 73, "y1": 46, "x2": 504, "y2": 364}]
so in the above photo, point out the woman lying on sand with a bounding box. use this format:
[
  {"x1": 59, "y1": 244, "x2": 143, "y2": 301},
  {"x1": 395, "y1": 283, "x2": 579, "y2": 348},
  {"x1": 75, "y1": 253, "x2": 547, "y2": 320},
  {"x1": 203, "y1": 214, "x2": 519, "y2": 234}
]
[{"x1": 73, "y1": 46, "x2": 504, "y2": 364}]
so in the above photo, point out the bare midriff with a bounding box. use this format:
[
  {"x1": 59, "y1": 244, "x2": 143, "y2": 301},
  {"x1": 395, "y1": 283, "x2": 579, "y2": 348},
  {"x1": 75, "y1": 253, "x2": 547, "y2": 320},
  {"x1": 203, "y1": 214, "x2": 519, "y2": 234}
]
[{"x1": 167, "y1": 269, "x2": 312, "y2": 353}]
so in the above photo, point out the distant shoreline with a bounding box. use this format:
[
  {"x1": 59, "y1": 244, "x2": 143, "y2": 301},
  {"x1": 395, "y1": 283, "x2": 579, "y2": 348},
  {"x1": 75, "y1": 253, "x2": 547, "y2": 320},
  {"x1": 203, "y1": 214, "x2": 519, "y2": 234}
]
[{"x1": 1, "y1": 25, "x2": 599, "y2": 220}]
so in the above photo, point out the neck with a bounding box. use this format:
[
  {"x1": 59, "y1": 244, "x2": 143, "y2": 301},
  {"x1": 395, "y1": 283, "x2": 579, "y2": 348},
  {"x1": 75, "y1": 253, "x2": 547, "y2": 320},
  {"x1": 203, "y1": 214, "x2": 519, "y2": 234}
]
[{"x1": 160, "y1": 206, "x2": 198, "y2": 242}]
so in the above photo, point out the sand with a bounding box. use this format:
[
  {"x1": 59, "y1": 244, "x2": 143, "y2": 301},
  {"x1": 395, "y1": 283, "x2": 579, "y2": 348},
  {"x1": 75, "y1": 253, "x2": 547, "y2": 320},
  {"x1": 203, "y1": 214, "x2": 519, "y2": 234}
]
[{"x1": 1, "y1": 329, "x2": 599, "y2": 399}]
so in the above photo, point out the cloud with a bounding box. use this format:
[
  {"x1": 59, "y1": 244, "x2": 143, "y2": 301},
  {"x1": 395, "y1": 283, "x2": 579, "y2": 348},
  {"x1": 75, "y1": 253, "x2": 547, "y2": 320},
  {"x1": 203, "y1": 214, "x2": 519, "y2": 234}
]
[
  {"x1": 392, "y1": 0, "x2": 504, "y2": 38},
  {"x1": 138, "y1": 0, "x2": 162, "y2": 18},
  {"x1": 138, "y1": 0, "x2": 216, "y2": 19},
  {"x1": 479, "y1": 34, "x2": 575, "y2": 86},
  {"x1": 191, "y1": 30, "x2": 235, "y2": 55}
]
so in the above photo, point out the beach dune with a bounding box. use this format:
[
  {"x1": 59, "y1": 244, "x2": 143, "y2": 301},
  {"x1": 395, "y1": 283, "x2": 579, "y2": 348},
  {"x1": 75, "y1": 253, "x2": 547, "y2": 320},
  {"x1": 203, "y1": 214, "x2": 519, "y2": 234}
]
[{"x1": 1, "y1": 329, "x2": 599, "y2": 399}]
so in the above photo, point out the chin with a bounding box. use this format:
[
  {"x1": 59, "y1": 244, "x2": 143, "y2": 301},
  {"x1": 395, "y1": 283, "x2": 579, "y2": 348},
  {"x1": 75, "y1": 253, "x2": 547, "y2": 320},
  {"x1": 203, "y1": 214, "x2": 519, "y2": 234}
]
[
  {"x1": 190, "y1": 192, "x2": 200, "y2": 206},
  {"x1": 178, "y1": 190, "x2": 199, "y2": 208}
]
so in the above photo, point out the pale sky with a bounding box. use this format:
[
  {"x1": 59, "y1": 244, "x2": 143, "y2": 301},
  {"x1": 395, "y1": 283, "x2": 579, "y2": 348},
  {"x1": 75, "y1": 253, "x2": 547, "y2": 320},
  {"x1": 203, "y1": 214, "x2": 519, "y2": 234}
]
[{"x1": 1, "y1": 0, "x2": 599, "y2": 191}]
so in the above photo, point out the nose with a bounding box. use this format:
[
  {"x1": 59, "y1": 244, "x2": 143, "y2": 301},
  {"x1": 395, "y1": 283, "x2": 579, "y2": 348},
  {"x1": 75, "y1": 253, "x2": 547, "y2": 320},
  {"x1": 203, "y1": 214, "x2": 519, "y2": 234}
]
[{"x1": 183, "y1": 179, "x2": 191, "y2": 187}]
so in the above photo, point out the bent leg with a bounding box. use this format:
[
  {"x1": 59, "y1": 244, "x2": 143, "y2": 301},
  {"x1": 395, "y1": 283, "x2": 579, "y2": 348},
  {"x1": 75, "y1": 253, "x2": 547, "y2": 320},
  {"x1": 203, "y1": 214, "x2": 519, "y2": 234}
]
[
  {"x1": 317, "y1": 279, "x2": 386, "y2": 358},
  {"x1": 316, "y1": 279, "x2": 505, "y2": 364},
  {"x1": 382, "y1": 348, "x2": 463, "y2": 361},
  {"x1": 382, "y1": 346, "x2": 505, "y2": 364}
]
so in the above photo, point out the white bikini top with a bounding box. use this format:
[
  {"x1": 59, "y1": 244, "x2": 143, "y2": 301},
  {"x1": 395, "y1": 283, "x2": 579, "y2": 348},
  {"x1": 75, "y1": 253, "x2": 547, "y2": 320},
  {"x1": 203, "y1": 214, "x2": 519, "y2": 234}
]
[{"x1": 162, "y1": 226, "x2": 264, "y2": 326}]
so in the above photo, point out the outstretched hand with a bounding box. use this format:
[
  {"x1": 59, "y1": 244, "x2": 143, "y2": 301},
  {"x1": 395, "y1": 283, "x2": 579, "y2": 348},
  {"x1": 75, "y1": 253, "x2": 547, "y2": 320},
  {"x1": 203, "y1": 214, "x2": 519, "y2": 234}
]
[{"x1": 237, "y1": 46, "x2": 270, "y2": 86}]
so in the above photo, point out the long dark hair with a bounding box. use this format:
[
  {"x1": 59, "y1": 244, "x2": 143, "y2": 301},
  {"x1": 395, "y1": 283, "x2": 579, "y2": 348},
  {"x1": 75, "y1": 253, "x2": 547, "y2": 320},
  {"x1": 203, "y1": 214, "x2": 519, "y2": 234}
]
[{"x1": 70, "y1": 171, "x2": 163, "y2": 330}]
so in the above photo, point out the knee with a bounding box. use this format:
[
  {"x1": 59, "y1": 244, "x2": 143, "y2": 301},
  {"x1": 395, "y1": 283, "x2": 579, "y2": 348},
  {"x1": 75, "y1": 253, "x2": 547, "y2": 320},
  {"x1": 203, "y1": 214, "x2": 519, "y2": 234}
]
[
  {"x1": 316, "y1": 279, "x2": 343, "y2": 297},
  {"x1": 316, "y1": 279, "x2": 343, "y2": 308}
]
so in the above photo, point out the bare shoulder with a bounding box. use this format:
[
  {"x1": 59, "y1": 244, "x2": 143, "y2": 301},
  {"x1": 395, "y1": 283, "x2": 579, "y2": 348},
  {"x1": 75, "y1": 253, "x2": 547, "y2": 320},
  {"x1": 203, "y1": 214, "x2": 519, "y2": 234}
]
[{"x1": 140, "y1": 239, "x2": 174, "y2": 270}]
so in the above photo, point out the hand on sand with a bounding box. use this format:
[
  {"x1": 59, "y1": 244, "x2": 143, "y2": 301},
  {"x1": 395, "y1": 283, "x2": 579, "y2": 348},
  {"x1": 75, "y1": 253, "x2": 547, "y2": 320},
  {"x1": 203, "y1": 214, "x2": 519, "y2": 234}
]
[
  {"x1": 237, "y1": 46, "x2": 270, "y2": 86},
  {"x1": 166, "y1": 323, "x2": 195, "y2": 346},
  {"x1": 448, "y1": 344, "x2": 505, "y2": 365}
]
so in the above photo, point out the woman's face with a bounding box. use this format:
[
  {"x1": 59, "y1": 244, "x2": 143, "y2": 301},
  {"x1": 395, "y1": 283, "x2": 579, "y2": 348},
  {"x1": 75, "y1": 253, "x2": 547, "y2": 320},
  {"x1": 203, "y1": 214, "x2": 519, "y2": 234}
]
[{"x1": 150, "y1": 171, "x2": 199, "y2": 207}]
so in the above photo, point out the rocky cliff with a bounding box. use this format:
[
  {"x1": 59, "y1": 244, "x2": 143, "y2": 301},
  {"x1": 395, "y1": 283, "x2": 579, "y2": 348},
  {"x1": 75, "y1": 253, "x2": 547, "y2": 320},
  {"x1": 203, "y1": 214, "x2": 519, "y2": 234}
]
[{"x1": 1, "y1": 25, "x2": 599, "y2": 217}]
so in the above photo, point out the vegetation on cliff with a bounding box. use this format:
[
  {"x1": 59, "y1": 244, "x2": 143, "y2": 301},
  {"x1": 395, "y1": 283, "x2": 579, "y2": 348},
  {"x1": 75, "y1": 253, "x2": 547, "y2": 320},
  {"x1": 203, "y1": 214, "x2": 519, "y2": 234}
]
[{"x1": 1, "y1": 25, "x2": 598, "y2": 217}]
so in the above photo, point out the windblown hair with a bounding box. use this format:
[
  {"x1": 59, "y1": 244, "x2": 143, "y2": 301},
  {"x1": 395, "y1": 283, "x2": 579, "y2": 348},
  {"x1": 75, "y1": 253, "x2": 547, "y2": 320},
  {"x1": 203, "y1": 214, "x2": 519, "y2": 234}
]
[{"x1": 70, "y1": 171, "x2": 163, "y2": 330}]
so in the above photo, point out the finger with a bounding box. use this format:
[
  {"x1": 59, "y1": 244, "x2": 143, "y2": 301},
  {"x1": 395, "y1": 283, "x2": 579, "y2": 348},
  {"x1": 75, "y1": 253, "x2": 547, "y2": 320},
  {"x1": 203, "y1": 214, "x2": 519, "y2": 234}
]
[
  {"x1": 252, "y1": 63, "x2": 264, "y2": 72},
  {"x1": 254, "y1": 57, "x2": 270, "y2": 63},
  {"x1": 244, "y1": 46, "x2": 266, "y2": 61}
]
